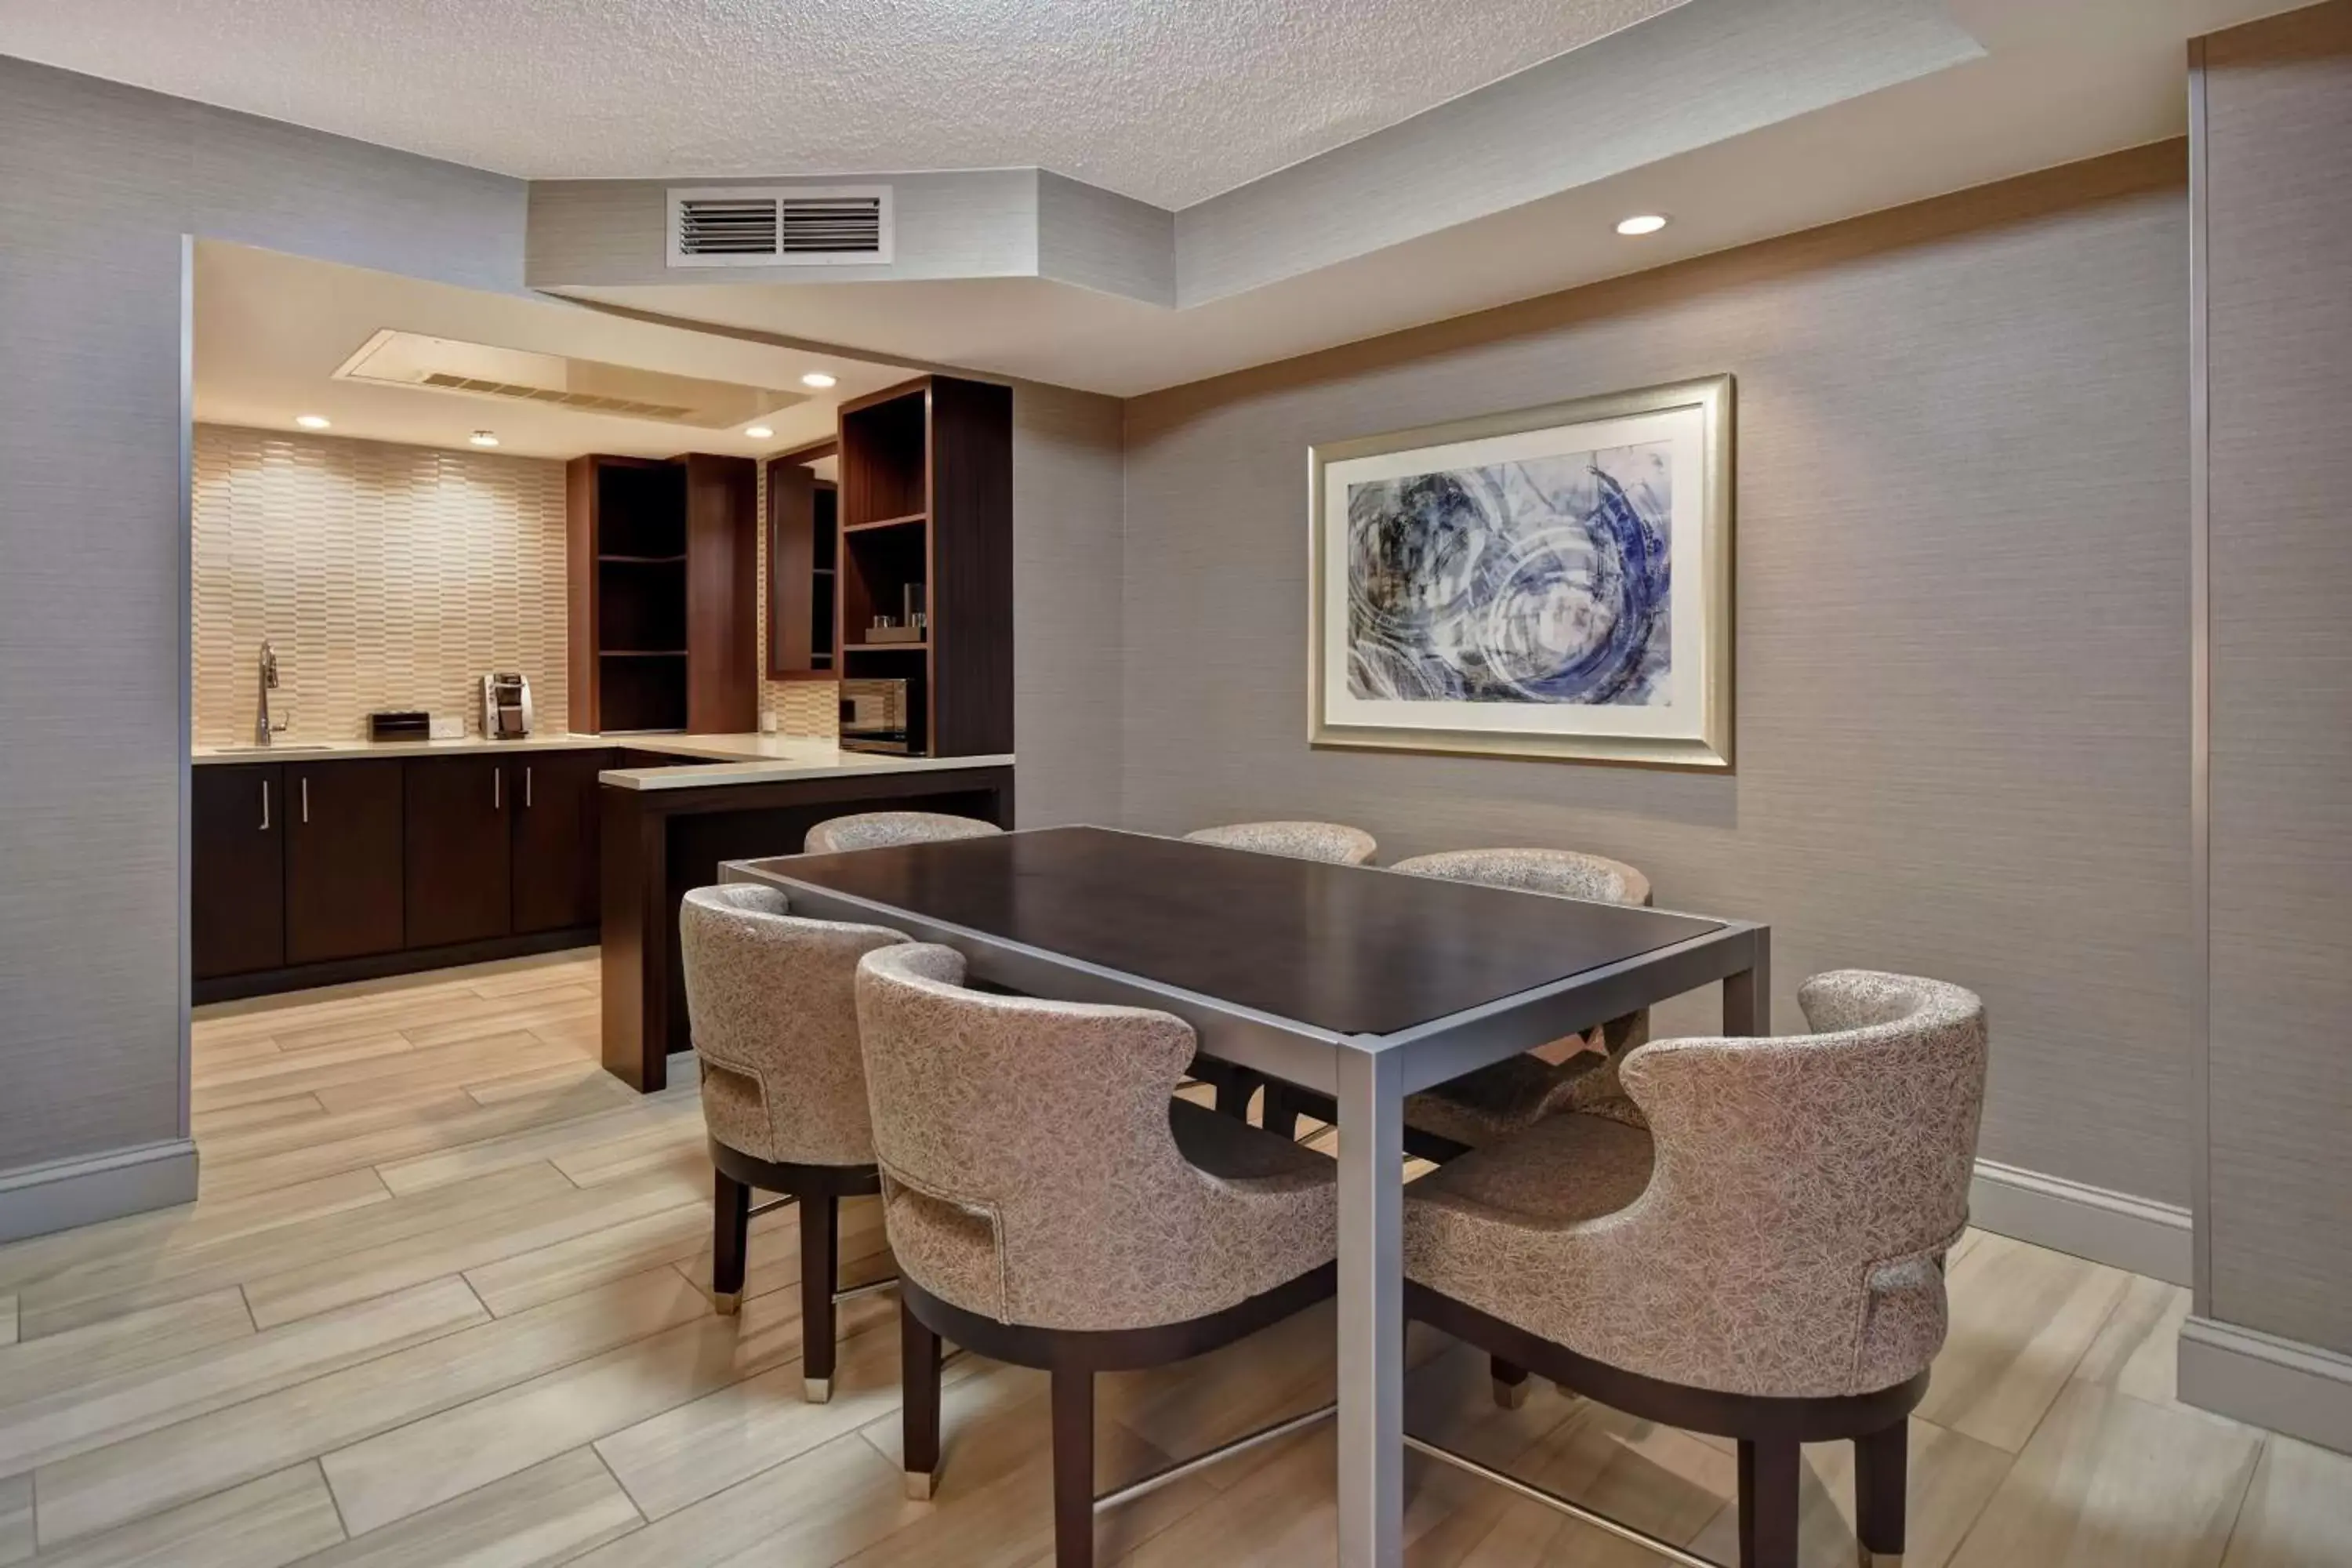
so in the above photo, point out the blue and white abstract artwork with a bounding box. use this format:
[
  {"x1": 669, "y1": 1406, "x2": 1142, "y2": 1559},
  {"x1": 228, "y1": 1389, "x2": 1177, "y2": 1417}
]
[{"x1": 1345, "y1": 441, "x2": 1673, "y2": 708}]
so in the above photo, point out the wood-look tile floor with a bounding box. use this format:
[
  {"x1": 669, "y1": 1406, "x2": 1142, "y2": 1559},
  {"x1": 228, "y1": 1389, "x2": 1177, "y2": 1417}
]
[{"x1": 1, "y1": 950, "x2": 2343, "y2": 1566}]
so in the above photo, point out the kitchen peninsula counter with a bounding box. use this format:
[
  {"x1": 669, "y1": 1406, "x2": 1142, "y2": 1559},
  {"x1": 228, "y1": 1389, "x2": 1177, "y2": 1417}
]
[{"x1": 596, "y1": 741, "x2": 1015, "y2": 1091}]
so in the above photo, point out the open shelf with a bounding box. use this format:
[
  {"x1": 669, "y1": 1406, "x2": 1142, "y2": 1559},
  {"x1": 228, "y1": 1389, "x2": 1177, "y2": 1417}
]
[
  {"x1": 844, "y1": 641, "x2": 930, "y2": 653},
  {"x1": 844, "y1": 512, "x2": 926, "y2": 534},
  {"x1": 571, "y1": 452, "x2": 757, "y2": 735},
  {"x1": 839, "y1": 390, "x2": 927, "y2": 526}
]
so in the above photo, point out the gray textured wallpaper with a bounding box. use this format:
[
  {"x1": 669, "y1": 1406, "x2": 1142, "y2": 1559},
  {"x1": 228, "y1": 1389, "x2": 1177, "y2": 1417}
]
[
  {"x1": 2202, "y1": 0, "x2": 2352, "y2": 1355},
  {"x1": 1123, "y1": 145, "x2": 2194, "y2": 1207},
  {"x1": 0, "y1": 56, "x2": 527, "y2": 1178}
]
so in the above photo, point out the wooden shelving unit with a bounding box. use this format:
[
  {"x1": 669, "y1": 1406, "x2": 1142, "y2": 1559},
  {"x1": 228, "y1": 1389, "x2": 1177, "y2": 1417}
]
[
  {"x1": 568, "y1": 452, "x2": 757, "y2": 735},
  {"x1": 766, "y1": 442, "x2": 840, "y2": 682},
  {"x1": 832, "y1": 375, "x2": 1013, "y2": 758}
]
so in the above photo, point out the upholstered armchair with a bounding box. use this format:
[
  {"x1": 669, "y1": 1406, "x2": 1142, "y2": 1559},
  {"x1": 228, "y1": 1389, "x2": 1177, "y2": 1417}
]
[
  {"x1": 677, "y1": 884, "x2": 910, "y2": 1402},
  {"x1": 1402, "y1": 969, "x2": 1988, "y2": 1566},
  {"x1": 1182, "y1": 819, "x2": 1377, "y2": 866},
  {"x1": 804, "y1": 811, "x2": 1003, "y2": 854},
  {"x1": 855, "y1": 942, "x2": 1338, "y2": 1566},
  {"x1": 1263, "y1": 846, "x2": 1654, "y2": 1150}
]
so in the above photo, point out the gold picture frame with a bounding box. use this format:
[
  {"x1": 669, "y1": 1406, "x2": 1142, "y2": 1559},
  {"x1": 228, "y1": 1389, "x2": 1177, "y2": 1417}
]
[{"x1": 1308, "y1": 375, "x2": 1734, "y2": 770}]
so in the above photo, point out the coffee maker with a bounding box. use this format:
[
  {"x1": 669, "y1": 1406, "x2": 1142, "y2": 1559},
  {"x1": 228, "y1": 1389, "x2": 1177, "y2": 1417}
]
[{"x1": 481, "y1": 673, "x2": 533, "y2": 739}]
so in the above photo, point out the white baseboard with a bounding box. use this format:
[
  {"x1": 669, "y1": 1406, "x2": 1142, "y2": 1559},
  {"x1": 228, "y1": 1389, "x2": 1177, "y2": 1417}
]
[
  {"x1": 2180, "y1": 1316, "x2": 2352, "y2": 1455},
  {"x1": 0, "y1": 1138, "x2": 198, "y2": 1243},
  {"x1": 1968, "y1": 1158, "x2": 2194, "y2": 1285}
]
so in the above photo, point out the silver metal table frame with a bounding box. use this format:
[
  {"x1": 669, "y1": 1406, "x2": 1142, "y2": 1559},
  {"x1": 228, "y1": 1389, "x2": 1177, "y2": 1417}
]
[{"x1": 724, "y1": 827, "x2": 1770, "y2": 1568}]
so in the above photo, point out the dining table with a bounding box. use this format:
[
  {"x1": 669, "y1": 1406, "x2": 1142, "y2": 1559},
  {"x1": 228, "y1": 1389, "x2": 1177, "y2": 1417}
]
[{"x1": 723, "y1": 824, "x2": 1769, "y2": 1567}]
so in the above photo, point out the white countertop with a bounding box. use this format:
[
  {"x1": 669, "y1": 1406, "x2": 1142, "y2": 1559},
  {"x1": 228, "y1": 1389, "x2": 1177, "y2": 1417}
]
[
  {"x1": 192, "y1": 731, "x2": 622, "y2": 764},
  {"x1": 193, "y1": 731, "x2": 1014, "y2": 791},
  {"x1": 599, "y1": 735, "x2": 1017, "y2": 791}
]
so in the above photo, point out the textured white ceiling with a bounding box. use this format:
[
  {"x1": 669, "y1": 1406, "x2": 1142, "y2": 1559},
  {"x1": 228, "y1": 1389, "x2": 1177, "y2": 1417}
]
[{"x1": 0, "y1": 0, "x2": 1685, "y2": 208}]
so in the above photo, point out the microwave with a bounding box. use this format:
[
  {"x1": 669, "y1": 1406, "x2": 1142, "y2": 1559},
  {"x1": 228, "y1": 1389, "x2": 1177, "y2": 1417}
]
[{"x1": 839, "y1": 677, "x2": 914, "y2": 755}]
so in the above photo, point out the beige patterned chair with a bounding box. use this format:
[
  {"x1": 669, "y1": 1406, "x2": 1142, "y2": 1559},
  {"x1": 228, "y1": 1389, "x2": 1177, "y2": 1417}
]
[
  {"x1": 1262, "y1": 847, "x2": 1654, "y2": 1151},
  {"x1": 855, "y1": 942, "x2": 1338, "y2": 1567},
  {"x1": 677, "y1": 884, "x2": 910, "y2": 1403},
  {"x1": 804, "y1": 811, "x2": 1004, "y2": 854},
  {"x1": 1182, "y1": 819, "x2": 1377, "y2": 866},
  {"x1": 1403, "y1": 969, "x2": 1988, "y2": 1567}
]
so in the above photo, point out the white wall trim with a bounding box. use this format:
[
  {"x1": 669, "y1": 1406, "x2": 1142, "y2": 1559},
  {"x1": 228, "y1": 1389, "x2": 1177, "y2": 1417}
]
[
  {"x1": 0, "y1": 1140, "x2": 198, "y2": 1244},
  {"x1": 2181, "y1": 1315, "x2": 2352, "y2": 1455},
  {"x1": 1969, "y1": 1158, "x2": 2194, "y2": 1285}
]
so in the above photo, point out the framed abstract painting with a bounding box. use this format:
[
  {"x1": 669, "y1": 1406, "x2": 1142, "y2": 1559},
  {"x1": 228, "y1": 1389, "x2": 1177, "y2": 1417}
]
[{"x1": 1308, "y1": 375, "x2": 1733, "y2": 769}]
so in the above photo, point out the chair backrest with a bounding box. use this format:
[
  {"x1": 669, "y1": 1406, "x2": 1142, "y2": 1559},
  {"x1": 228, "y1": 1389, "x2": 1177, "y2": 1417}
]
[
  {"x1": 677, "y1": 884, "x2": 909, "y2": 1168},
  {"x1": 1617, "y1": 968, "x2": 1988, "y2": 1392},
  {"x1": 1183, "y1": 820, "x2": 1377, "y2": 866},
  {"x1": 1388, "y1": 847, "x2": 1652, "y2": 907},
  {"x1": 855, "y1": 942, "x2": 1218, "y2": 1327},
  {"x1": 804, "y1": 811, "x2": 1004, "y2": 855}
]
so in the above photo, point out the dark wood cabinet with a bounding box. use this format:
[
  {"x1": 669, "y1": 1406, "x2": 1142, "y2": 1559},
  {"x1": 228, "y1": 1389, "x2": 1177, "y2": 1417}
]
[
  {"x1": 196, "y1": 747, "x2": 616, "y2": 1003},
  {"x1": 285, "y1": 760, "x2": 405, "y2": 965},
  {"x1": 766, "y1": 450, "x2": 838, "y2": 680},
  {"x1": 192, "y1": 763, "x2": 284, "y2": 979},
  {"x1": 512, "y1": 749, "x2": 608, "y2": 934},
  {"x1": 405, "y1": 756, "x2": 513, "y2": 949},
  {"x1": 568, "y1": 452, "x2": 757, "y2": 735}
]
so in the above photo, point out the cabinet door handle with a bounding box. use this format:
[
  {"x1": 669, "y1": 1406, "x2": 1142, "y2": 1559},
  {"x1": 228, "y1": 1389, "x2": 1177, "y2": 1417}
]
[
  {"x1": 524, "y1": 766, "x2": 532, "y2": 808},
  {"x1": 259, "y1": 779, "x2": 270, "y2": 832},
  {"x1": 494, "y1": 768, "x2": 503, "y2": 811},
  {"x1": 300, "y1": 776, "x2": 310, "y2": 824}
]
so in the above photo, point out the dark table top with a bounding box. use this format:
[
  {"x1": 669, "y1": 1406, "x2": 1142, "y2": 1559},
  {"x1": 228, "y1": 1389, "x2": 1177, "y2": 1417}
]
[{"x1": 752, "y1": 826, "x2": 1722, "y2": 1037}]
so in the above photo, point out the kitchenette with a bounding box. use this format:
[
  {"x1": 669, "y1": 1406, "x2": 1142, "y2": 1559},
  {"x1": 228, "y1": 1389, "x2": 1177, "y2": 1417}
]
[{"x1": 187, "y1": 249, "x2": 1014, "y2": 1096}]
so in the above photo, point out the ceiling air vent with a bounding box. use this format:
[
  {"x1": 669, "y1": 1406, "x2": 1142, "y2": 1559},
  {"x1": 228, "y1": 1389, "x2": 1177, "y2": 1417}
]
[{"x1": 668, "y1": 185, "x2": 894, "y2": 268}]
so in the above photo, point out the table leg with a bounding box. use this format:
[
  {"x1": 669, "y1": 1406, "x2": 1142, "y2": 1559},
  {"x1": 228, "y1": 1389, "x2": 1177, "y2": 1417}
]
[
  {"x1": 1724, "y1": 928, "x2": 1773, "y2": 1036},
  {"x1": 1334, "y1": 1045, "x2": 1404, "y2": 1568}
]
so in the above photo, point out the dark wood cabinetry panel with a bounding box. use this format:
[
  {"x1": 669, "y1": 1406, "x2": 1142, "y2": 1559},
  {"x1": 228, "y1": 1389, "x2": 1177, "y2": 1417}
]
[
  {"x1": 285, "y1": 760, "x2": 405, "y2": 965},
  {"x1": 405, "y1": 755, "x2": 513, "y2": 949},
  {"x1": 767, "y1": 447, "x2": 840, "y2": 680},
  {"x1": 513, "y1": 749, "x2": 608, "y2": 934},
  {"x1": 192, "y1": 763, "x2": 284, "y2": 979},
  {"x1": 682, "y1": 452, "x2": 759, "y2": 733},
  {"x1": 928, "y1": 376, "x2": 1014, "y2": 757}
]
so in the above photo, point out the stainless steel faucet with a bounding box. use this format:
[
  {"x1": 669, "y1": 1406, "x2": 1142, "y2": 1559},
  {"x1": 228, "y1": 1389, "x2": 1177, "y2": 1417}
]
[{"x1": 255, "y1": 639, "x2": 290, "y2": 745}]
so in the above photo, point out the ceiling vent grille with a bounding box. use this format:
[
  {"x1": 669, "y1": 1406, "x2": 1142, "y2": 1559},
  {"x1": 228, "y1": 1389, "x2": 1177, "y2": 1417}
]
[
  {"x1": 418, "y1": 372, "x2": 695, "y2": 421},
  {"x1": 668, "y1": 185, "x2": 894, "y2": 268}
]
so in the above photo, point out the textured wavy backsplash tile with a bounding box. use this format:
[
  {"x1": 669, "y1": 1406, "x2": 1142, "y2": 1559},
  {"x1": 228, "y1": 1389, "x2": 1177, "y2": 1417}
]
[{"x1": 191, "y1": 426, "x2": 569, "y2": 744}]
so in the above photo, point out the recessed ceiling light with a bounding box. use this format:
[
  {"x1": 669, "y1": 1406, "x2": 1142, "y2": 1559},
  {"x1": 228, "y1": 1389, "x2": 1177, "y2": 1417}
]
[
  {"x1": 294, "y1": 414, "x2": 331, "y2": 430},
  {"x1": 468, "y1": 430, "x2": 499, "y2": 448},
  {"x1": 1614, "y1": 214, "x2": 1669, "y2": 236},
  {"x1": 800, "y1": 372, "x2": 837, "y2": 389},
  {"x1": 744, "y1": 425, "x2": 774, "y2": 440}
]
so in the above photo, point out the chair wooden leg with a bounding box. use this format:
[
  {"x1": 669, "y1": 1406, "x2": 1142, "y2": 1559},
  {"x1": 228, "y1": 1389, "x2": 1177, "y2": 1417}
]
[
  {"x1": 1490, "y1": 1356, "x2": 1531, "y2": 1410},
  {"x1": 1737, "y1": 1437, "x2": 1800, "y2": 1568},
  {"x1": 901, "y1": 1298, "x2": 943, "y2": 1501},
  {"x1": 1051, "y1": 1365, "x2": 1095, "y2": 1568},
  {"x1": 800, "y1": 1192, "x2": 839, "y2": 1402},
  {"x1": 1854, "y1": 1419, "x2": 1907, "y2": 1559},
  {"x1": 711, "y1": 1167, "x2": 751, "y2": 1316}
]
